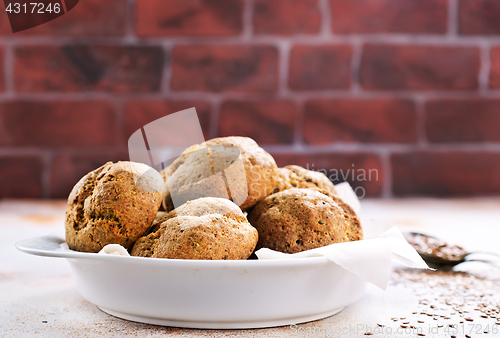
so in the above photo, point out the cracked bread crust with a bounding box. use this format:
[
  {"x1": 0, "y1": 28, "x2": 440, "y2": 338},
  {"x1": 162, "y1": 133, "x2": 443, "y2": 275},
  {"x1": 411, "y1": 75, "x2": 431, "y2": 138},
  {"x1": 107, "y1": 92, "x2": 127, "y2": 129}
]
[
  {"x1": 160, "y1": 136, "x2": 277, "y2": 211},
  {"x1": 130, "y1": 197, "x2": 258, "y2": 260},
  {"x1": 271, "y1": 165, "x2": 337, "y2": 196},
  {"x1": 148, "y1": 195, "x2": 246, "y2": 234},
  {"x1": 65, "y1": 161, "x2": 164, "y2": 253},
  {"x1": 248, "y1": 188, "x2": 350, "y2": 254}
]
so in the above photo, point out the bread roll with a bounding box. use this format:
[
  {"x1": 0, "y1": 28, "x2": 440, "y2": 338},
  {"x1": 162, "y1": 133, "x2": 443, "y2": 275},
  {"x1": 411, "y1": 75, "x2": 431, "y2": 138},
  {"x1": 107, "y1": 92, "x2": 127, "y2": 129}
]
[
  {"x1": 248, "y1": 188, "x2": 354, "y2": 254},
  {"x1": 131, "y1": 197, "x2": 258, "y2": 260},
  {"x1": 65, "y1": 161, "x2": 163, "y2": 253},
  {"x1": 161, "y1": 136, "x2": 277, "y2": 211}
]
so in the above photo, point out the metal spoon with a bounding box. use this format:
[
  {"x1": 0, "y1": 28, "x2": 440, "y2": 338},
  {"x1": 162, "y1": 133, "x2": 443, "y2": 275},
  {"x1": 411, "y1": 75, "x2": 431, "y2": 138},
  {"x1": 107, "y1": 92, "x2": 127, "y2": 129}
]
[{"x1": 404, "y1": 232, "x2": 500, "y2": 267}]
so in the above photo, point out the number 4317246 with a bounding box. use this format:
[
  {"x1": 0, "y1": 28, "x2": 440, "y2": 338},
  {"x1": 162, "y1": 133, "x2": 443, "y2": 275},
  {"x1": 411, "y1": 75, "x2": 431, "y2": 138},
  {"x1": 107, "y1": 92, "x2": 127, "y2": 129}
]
[{"x1": 5, "y1": 3, "x2": 61, "y2": 14}]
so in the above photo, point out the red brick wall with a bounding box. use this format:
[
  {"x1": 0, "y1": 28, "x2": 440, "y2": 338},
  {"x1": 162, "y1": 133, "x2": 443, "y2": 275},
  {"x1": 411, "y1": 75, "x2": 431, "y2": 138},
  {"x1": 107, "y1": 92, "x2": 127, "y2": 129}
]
[{"x1": 1, "y1": 0, "x2": 499, "y2": 199}]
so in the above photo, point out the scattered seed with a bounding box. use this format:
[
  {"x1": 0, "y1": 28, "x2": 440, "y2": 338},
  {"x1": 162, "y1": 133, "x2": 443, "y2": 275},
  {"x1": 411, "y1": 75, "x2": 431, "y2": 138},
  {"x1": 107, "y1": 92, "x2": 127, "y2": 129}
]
[
  {"x1": 381, "y1": 270, "x2": 500, "y2": 336},
  {"x1": 363, "y1": 333, "x2": 372, "y2": 336},
  {"x1": 400, "y1": 325, "x2": 408, "y2": 328}
]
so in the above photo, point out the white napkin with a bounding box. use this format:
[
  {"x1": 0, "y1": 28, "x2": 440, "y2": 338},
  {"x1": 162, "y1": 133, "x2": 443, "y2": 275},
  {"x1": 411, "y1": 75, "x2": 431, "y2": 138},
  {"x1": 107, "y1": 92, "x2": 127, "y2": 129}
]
[
  {"x1": 255, "y1": 183, "x2": 430, "y2": 290},
  {"x1": 98, "y1": 244, "x2": 130, "y2": 256},
  {"x1": 255, "y1": 227, "x2": 429, "y2": 290}
]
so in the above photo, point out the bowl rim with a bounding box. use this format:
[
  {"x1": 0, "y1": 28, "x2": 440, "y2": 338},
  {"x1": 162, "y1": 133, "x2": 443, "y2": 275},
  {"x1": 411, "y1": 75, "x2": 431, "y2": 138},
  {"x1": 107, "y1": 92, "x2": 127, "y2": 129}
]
[{"x1": 15, "y1": 234, "x2": 331, "y2": 268}]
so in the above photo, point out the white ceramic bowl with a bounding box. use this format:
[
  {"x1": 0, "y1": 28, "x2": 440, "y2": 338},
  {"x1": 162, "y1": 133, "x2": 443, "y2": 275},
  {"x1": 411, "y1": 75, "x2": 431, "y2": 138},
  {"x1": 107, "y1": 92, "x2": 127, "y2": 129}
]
[{"x1": 16, "y1": 234, "x2": 366, "y2": 329}]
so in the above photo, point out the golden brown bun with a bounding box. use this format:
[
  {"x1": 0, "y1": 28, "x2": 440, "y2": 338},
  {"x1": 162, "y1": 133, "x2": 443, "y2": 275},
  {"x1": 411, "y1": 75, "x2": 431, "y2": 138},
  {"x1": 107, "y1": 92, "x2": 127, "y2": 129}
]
[
  {"x1": 160, "y1": 136, "x2": 277, "y2": 211},
  {"x1": 131, "y1": 197, "x2": 258, "y2": 260},
  {"x1": 269, "y1": 166, "x2": 362, "y2": 241},
  {"x1": 65, "y1": 161, "x2": 164, "y2": 253},
  {"x1": 248, "y1": 188, "x2": 351, "y2": 254}
]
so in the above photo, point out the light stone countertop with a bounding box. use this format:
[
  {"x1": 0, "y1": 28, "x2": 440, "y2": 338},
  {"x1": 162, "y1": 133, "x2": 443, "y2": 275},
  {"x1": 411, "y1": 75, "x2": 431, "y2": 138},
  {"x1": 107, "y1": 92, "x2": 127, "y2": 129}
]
[{"x1": 1, "y1": 198, "x2": 500, "y2": 338}]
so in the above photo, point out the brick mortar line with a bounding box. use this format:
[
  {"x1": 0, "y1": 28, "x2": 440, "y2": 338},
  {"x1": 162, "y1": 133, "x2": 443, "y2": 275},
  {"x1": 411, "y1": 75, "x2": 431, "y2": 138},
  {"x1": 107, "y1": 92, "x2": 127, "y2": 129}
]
[
  {"x1": 350, "y1": 38, "x2": 363, "y2": 94},
  {"x1": 241, "y1": 0, "x2": 253, "y2": 40},
  {"x1": 276, "y1": 40, "x2": 291, "y2": 96},
  {"x1": 0, "y1": 147, "x2": 127, "y2": 156},
  {"x1": 207, "y1": 101, "x2": 217, "y2": 140},
  {"x1": 4, "y1": 90, "x2": 500, "y2": 102},
  {"x1": 262, "y1": 143, "x2": 500, "y2": 153},
  {"x1": 318, "y1": 0, "x2": 333, "y2": 38},
  {"x1": 160, "y1": 43, "x2": 172, "y2": 95},
  {"x1": 126, "y1": 0, "x2": 136, "y2": 38},
  {"x1": 293, "y1": 97, "x2": 305, "y2": 145},
  {"x1": 2, "y1": 142, "x2": 500, "y2": 155},
  {"x1": 4, "y1": 34, "x2": 500, "y2": 46},
  {"x1": 447, "y1": 0, "x2": 459, "y2": 36},
  {"x1": 3, "y1": 44, "x2": 14, "y2": 95},
  {"x1": 478, "y1": 42, "x2": 491, "y2": 92},
  {"x1": 209, "y1": 96, "x2": 223, "y2": 140},
  {"x1": 414, "y1": 97, "x2": 428, "y2": 147},
  {"x1": 2, "y1": 144, "x2": 500, "y2": 178},
  {"x1": 379, "y1": 150, "x2": 392, "y2": 198}
]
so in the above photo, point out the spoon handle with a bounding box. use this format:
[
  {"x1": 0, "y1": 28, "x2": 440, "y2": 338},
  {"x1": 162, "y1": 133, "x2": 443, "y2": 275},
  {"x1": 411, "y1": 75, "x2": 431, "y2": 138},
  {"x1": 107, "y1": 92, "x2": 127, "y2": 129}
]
[{"x1": 465, "y1": 251, "x2": 500, "y2": 263}]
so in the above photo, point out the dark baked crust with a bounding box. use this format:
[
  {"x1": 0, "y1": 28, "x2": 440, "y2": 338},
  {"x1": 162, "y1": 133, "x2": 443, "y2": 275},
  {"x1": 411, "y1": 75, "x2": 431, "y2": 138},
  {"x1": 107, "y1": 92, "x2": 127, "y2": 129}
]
[
  {"x1": 131, "y1": 197, "x2": 258, "y2": 260},
  {"x1": 65, "y1": 161, "x2": 164, "y2": 253},
  {"x1": 160, "y1": 136, "x2": 277, "y2": 211},
  {"x1": 248, "y1": 188, "x2": 350, "y2": 254},
  {"x1": 329, "y1": 195, "x2": 363, "y2": 241}
]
